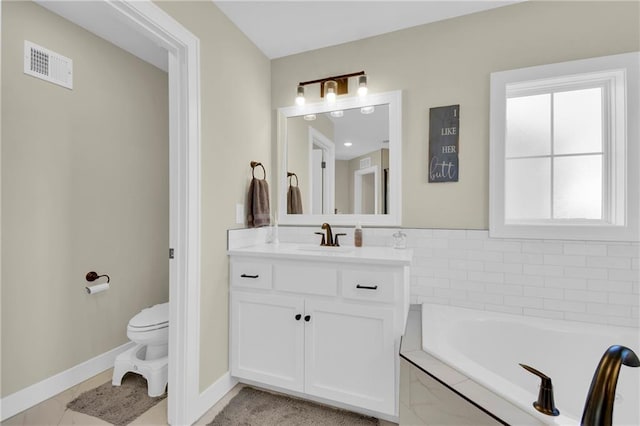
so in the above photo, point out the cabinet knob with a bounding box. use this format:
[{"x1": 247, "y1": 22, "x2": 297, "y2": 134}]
[
  {"x1": 304, "y1": 315, "x2": 311, "y2": 322},
  {"x1": 295, "y1": 314, "x2": 302, "y2": 321}
]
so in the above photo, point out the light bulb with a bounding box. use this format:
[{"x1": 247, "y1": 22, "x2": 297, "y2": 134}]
[
  {"x1": 295, "y1": 85, "x2": 305, "y2": 106},
  {"x1": 324, "y1": 80, "x2": 337, "y2": 104},
  {"x1": 357, "y1": 75, "x2": 368, "y2": 97}
]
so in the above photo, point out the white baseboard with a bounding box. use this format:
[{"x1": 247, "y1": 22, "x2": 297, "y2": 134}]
[
  {"x1": 0, "y1": 341, "x2": 135, "y2": 421},
  {"x1": 190, "y1": 372, "x2": 238, "y2": 424}
]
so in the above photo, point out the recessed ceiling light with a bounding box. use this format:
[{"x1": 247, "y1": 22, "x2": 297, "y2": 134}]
[{"x1": 344, "y1": 141, "x2": 353, "y2": 147}]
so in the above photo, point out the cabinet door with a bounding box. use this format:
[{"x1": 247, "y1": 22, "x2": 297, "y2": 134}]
[
  {"x1": 230, "y1": 292, "x2": 304, "y2": 392},
  {"x1": 304, "y1": 300, "x2": 396, "y2": 415}
]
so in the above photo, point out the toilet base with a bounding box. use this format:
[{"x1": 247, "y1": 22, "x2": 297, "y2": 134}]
[{"x1": 112, "y1": 344, "x2": 168, "y2": 397}]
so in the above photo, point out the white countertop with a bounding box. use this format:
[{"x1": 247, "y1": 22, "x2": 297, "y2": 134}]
[{"x1": 228, "y1": 242, "x2": 412, "y2": 266}]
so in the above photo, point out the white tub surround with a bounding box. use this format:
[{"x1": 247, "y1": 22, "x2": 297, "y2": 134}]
[
  {"x1": 227, "y1": 242, "x2": 412, "y2": 422},
  {"x1": 420, "y1": 304, "x2": 640, "y2": 425}
]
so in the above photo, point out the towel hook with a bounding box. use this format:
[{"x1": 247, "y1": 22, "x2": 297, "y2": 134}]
[
  {"x1": 287, "y1": 172, "x2": 298, "y2": 186},
  {"x1": 86, "y1": 271, "x2": 110, "y2": 283},
  {"x1": 250, "y1": 161, "x2": 266, "y2": 179}
]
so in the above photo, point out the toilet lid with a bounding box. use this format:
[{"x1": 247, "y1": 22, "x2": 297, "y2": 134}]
[{"x1": 129, "y1": 302, "x2": 169, "y2": 329}]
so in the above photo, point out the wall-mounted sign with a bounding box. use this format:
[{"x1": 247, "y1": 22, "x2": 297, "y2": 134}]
[{"x1": 428, "y1": 105, "x2": 459, "y2": 182}]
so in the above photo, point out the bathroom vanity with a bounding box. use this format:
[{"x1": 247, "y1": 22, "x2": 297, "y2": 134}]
[{"x1": 228, "y1": 243, "x2": 412, "y2": 421}]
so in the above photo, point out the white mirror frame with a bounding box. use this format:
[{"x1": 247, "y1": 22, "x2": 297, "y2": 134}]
[{"x1": 278, "y1": 90, "x2": 402, "y2": 226}]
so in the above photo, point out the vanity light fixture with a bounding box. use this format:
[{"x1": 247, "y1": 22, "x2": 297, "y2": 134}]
[
  {"x1": 295, "y1": 85, "x2": 305, "y2": 106},
  {"x1": 330, "y1": 110, "x2": 344, "y2": 118},
  {"x1": 303, "y1": 114, "x2": 317, "y2": 121},
  {"x1": 357, "y1": 74, "x2": 368, "y2": 97},
  {"x1": 294, "y1": 71, "x2": 367, "y2": 105},
  {"x1": 361, "y1": 106, "x2": 375, "y2": 114}
]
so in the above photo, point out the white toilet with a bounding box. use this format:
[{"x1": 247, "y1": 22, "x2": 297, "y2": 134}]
[{"x1": 112, "y1": 302, "x2": 169, "y2": 397}]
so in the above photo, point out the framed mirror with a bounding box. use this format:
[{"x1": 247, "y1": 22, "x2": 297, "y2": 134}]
[{"x1": 278, "y1": 90, "x2": 402, "y2": 226}]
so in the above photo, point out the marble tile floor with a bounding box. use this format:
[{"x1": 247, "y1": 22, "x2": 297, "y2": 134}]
[{"x1": 2, "y1": 370, "x2": 397, "y2": 426}]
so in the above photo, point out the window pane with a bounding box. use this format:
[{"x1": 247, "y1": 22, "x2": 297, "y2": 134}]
[
  {"x1": 554, "y1": 155, "x2": 602, "y2": 220},
  {"x1": 554, "y1": 88, "x2": 602, "y2": 155},
  {"x1": 505, "y1": 158, "x2": 551, "y2": 221},
  {"x1": 506, "y1": 94, "x2": 551, "y2": 157}
]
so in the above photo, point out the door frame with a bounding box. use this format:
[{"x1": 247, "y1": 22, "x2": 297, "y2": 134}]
[
  {"x1": 90, "y1": 2, "x2": 201, "y2": 424},
  {"x1": 354, "y1": 166, "x2": 379, "y2": 214},
  {"x1": 308, "y1": 127, "x2": 335, "y2": 215}
]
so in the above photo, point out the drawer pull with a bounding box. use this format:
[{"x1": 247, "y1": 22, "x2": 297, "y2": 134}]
[
  {"x1": 240, "y1": 274, "x2": 259, "y2": 279},
  {"x1": 304, "y1": 315, "x2": 311, "y2": 322},
  {"x1": 295, "y1": 314, "x2": 302, "y2": 321},
  {"x1": 356, "y1": 284, "x2": 378, "y2": 290}
]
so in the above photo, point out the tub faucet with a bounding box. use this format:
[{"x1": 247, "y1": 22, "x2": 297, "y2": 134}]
[{"x1": 581, "y1": 345, "x2": 640, "y2": 426}]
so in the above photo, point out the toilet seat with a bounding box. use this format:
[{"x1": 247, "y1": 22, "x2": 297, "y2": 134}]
[{"x1": 128, "y1": 303, "x2": 169, "y2": 330}]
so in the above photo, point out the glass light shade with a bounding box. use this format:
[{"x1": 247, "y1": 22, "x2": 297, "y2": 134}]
[
  {"x1": 295, "y1": 85, "x2": 305, "y2": 106},
  {"x1": 357, "y1": 74, "x2": 368, "y2": 96},
  {"x1": 325, "y1": 80, "x2": 337, "y2": 104}
]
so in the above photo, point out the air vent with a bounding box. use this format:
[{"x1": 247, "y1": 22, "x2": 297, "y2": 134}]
[
  {"x1": 24, "y1": 41, "x2": 73, "y2": 89},
  {"x1": 360, "y1": 157, "x2": 372, "y2": 169}
]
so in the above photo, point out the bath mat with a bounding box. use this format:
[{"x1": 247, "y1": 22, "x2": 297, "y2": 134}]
[
  {"x1": 208, "y1": 386, "x2": 380, "y2": 426},
  {"x1": 66, "y1": 373, "x2": 166, "y2": 426}
]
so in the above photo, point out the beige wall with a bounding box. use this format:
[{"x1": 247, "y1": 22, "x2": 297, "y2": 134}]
[
  {"x1": 154, "y1": 1, "x2": 271, "y2": 392},
  {"x1": 271, "y1": 1, "x2": 640, "y2": 229},
  {"x1": 1, "y1": 1, "x2": 169, "y2": 396}
]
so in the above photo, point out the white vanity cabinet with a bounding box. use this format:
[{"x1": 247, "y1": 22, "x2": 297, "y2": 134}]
[{"x1": 228, "y1": 245, "x2": 411, "y2": 421}]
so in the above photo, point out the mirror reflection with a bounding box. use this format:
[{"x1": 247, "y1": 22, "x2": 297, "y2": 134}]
[{"x1": 286, "y1": 104, "x2": 390, "y2": 215}]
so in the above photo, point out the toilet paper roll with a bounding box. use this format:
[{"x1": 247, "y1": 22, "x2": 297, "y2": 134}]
[{"x1": 86, "y1": 283, "x2": 109, "y2": 294}]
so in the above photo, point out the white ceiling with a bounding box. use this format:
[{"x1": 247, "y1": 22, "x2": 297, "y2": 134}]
[{"x1": 214, "y1": 1, "x2": 523, "y2": 59}]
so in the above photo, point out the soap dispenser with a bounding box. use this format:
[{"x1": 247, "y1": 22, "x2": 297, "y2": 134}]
[{"x1": 354, "y1": 222, "x2": 363, "y2": 247}]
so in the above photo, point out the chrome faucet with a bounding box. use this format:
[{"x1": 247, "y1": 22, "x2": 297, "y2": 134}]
[
  {"x1": 316, "y1": 223, "x2": 346, "y2": 247},
  {"x1": 581, "y1": 345, "x2": 639, "y2": 426}
]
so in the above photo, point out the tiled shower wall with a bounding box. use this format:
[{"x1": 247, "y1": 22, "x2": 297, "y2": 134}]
[{"x1": 228, "y1": 227, "x2": 640, "y2": 328}]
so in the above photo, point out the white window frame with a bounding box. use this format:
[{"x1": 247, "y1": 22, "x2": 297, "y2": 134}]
[{"x1": 490, "y1": 52, "x2": 639, "y2": 241}]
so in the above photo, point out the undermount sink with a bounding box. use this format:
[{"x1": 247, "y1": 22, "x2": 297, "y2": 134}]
[{"x1": 296, "y1": 245, "x2": 353, "y2": 254}]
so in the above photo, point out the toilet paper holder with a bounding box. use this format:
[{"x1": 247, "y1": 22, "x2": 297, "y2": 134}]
[{"x1": 86, "y1": 271, "x2": 110, "y2": 283}]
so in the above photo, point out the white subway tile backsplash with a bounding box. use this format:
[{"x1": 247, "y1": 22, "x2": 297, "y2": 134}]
[
  {"x1": 545, "y1": 277, "x2": 587, "y2": 290},
  {"x1": 608, "y1": 292, "x2": 640, "y2": 306},
  {"x1": 523, "y1": 308, "x2": 564, "y2": 320},
  {"x1": 586, "y1": 256, "x2": 632, "y2": 269},
  {"x1": 608, "y1": 269, "x2": 640, "y2": 282},
  {"x1": 523, "y1": 286, "x2": 563, "y2": 300},
  {"x1": 587, "y1": 279, "x2": 633, "y2": 293},
  {"x1": 505, "y1": 295, "x2": 544, "y2": 309},
  {"x1": 235, "y1": 227, "x2": 640, "y2": 329},
  {"x1": 523, "y1": 264, "x2": 565, "y2": 277},
  {"x1": 564, "y1": 267, "x2": 609, "y2": 280},
  {"x1": 544, "y1": 299, "x2": 586, "y2": 313},
  {"x1": 587, "y1": 303, "x2": 632, "y2": 318},
  {"x1": 607, "y1": 245, "x2": 640, "y2": 258},
  {"x1": 503, "y1": 252, "x2": 544, "y2": 265},
  {"x1": 563, "y1": 243, "x2": 608, "y2": 256},
  {"x1": 543, "y1": 254, "x2": 586, "y2": 267},
  {"x1": 522, "y1": 241, "x2": 563, "y2": 254}
]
